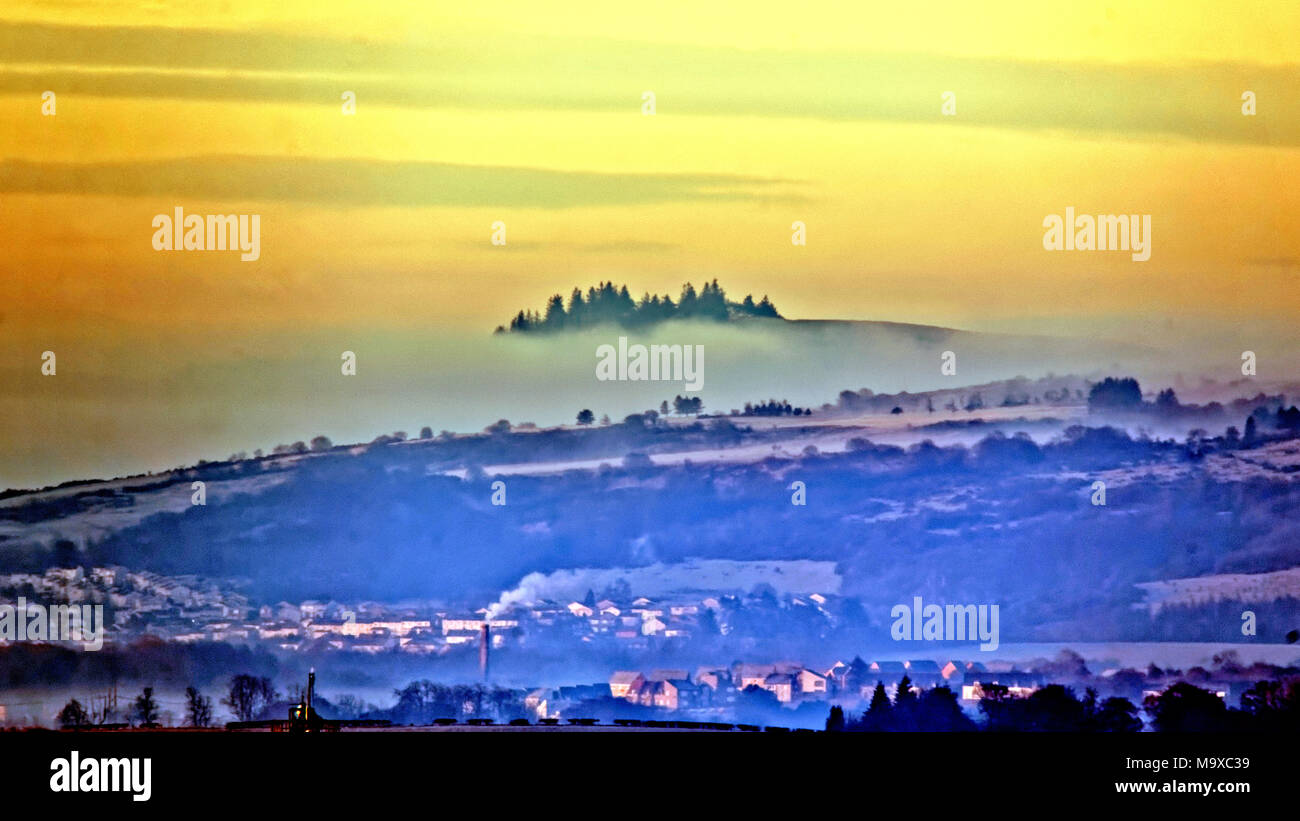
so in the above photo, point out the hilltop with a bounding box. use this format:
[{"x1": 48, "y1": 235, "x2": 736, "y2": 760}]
[{"x1": 495, "y1": 279, "x2": 780, "y2": 333}]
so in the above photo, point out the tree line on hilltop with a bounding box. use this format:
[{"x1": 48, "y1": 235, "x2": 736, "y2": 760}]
[{"x1": 496, "y1": 279, "x2": 781, "y2": 333}]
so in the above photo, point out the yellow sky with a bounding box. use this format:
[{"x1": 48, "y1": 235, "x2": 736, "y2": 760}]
[
  {"x1": 2, "y1": 0, "x2": 1298, "y2": 343},
  {"x1": 1, "y1": 1, "x2": 1298, "y2": 487}
]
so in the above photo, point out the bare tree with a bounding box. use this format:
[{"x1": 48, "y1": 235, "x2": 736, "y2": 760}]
[
  {"x1": 185, "y1": 686, "x2": 213, "y2": 728},
  {"x1": 223, "y1": 674, "x2": 278, "y2": 722}
]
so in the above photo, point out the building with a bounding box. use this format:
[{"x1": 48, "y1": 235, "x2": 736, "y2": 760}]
[
  {"x1": 763, "y1": 673, "x2": 794, "y2": 703},
  {"x1": 655, "y1": 680, "x2": 700, "y2": 710},
  {"x1": 795, "y1": 669, "x2": 828, "y2": 697},
  {"x1": 904, "y1": 659, "x2": 943, "y2": 687},
  {"x1": 734, "y1": 663, "x2": 777, "y2": 691},
  {"x1": 609, "y1": 671, "x2": 646, "y2": 699}
]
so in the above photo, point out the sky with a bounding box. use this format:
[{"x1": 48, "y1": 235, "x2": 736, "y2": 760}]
[{"x1": 1, "y1": 1, "x2": 1298, "y2": 487}]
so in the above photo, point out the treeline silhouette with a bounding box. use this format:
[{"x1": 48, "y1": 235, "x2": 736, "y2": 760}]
[
  {"x1": 386, "y1": 680, "x2": 525, "y2": 724},
  {"x1": 496, "y1": 279, "x2": 780, "y2": 333},
  {"x1": 827, "y1": 676, "x2": 1300, "y2": 732},
  {"x1": 742, "y1": 399, "x2": 813, "y2": 417}
]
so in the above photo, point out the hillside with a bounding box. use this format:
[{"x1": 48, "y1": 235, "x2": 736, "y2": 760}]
[{"x1": 3, "y1": 381, "x2": 1299, "y2": 646}]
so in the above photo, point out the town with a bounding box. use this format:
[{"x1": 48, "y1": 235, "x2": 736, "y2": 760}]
[{"x1": 2, "y1": 564, "x2": 1281, "y2": 731}]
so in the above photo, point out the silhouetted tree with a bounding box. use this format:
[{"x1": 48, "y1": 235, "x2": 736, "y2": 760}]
[
  {"x1": 1239, "y1": 678, "x2": 1300, "y2": 732},
  {"x1": 185, "y1": 686, "x2": 213, "y2": 728},
  {"x1": 915, "y1": 686, "x2": 976, "y2": 732},
  {"x1": 132, "y1": 687, "x2": 160, "y2": 727},
  {"x1": 1145, "y1": 682, "x2": 1231, "y2": 732},
  {"x1": 58, "y1": 698, "x2": 90, "y2": 729},
  {"x1": 825, "y1": 705, "x2": 846, "y2": 732},
  {"x1": 1088, "y1": 377, "x2": 1142, "y2": 412},
  {"x1": 1093, "y1": 697, "x2": 1143, "y2": 732},
  {"x1": 224, "y1": 674, "x2": 277, "y2": 723}
]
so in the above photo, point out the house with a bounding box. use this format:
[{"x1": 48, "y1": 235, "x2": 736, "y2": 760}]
[
  {"x1": 904, "y1": 659, "x2": 943, "y2": 686},
  {"x1": 763, "y1": 673, "x2": 795, "y2": 703},
  {"x1": 795, "y1": 669, "x2": 828, "y2": 696},
  {"x1": 257, "y1": 622, "x2": 300, "y2": 640},
  {"x1": 734, "y1": 663, "x2": 777, "y2": 691},
  {"x1": 626, "y1": 678, "x2": 651, "y2": 705},
  {"x1": 640, "y1": 616, "x2": 667, "y2": 636},
  {"x1": 443, "y1": 629, "x2": 480, "y2": 646},
  {"x1": 441, "y1": 615, "x2": 484, "y2": 634},
  {"x1": 567, "y1": 601, "x2": 594, "y2": 618},
  {"x1": 940, "y1": 660, "x2": 965, "y2": 681},
  {"x1": 339, "y1": 619, "x2": 432, "y2": 638},
  {"x1": 694, "y1": 668, "x2": 730, "y2": 691},
  {"x1": 656, "y1": 680, "x2": 700, "y2": 710},
  {"x1": 609, "y1": 671, "x2": 646, "y2": 699}
]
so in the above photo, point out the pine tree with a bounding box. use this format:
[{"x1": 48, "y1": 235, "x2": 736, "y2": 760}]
[
  {"x1": 860, "y1": 681, "x2": 892, "y2": 731},
  {"x1": 894, "y1": 674, "x2": 916, "y2": 706},
  {"x1": 825, "y1": 705, "x2": 846, "y2": 732}
]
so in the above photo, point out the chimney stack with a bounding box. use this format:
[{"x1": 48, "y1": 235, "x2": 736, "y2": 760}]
[{"x1": 479, "y1": 623, "x2": 490, "y2": 681}]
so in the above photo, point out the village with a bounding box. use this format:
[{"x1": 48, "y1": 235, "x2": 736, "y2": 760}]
[{"x1": 0, "y1": 564, "x2": 1253, "y2": 728}]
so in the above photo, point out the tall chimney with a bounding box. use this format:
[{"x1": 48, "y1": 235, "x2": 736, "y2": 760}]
[
  {"x1": 307, "y1": 667, "x2": 315, "y2": 718},
  {"x1": 479, "y1": 623, "x2": 490, "y2": 681}
]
